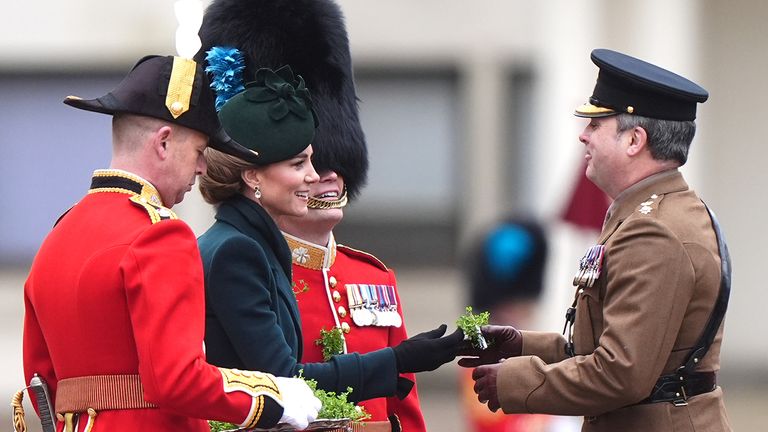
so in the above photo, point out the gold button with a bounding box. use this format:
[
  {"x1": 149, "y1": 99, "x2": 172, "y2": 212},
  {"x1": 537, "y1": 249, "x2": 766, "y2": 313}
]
[
  {"x1": 332, "y1": 291, "x2": 341, "y2": 302},
  {"x1": 170, "y1": 101, "x2": 184, "y2": 115},
  {"x1": 626, "y1": 105, "x2": 634, "y2": 114},
  {"x1": 341, "y1": 322, "x2": 350, "y2": 333},
  {"x1": 338, "y1": 306, "x2": 347, "y2": 317},
  {"x1": 329, "y1": 276, "x2": 338, "y2": 287}
]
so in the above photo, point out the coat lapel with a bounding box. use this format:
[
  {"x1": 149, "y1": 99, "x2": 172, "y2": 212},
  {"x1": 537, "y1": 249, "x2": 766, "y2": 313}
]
[{"x1": 215, "y1": 195, "x2": 304, "y2": 358}]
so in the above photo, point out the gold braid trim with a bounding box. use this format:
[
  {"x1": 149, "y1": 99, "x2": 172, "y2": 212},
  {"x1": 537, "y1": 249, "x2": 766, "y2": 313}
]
[
  {"x1": 83, "y1": 408, "x2": 97, "y2": 432},
  {"x1": 283, "y1": 233, "x2": 337, "y2": 270},
  {"x1": 63, "y1": 413, "x2": 74, "y2": 432},
  {"x1": 129, "y1": 195, "x2": 178, "y2": 224},
  {"x1": 166, "y1": 57, "x2": 197, "y2": 118},
  {"x1": 91, "y1": 169, "x2": 164, "y2": 204},
  {"x1": 88, "y1": 187, "x2": 135, "y2": 196},
  {"x1": 243, "y1": 395, "x2": 264, "y2": 429},
  {"x1": 218, "y1": 368, "x2": 282, "y2": 428},
  {"x1": 11, "y1": 390, "x2": 27, "y2": 432}
]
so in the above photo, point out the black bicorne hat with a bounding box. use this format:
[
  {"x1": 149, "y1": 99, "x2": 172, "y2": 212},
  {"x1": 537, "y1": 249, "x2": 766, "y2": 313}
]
[
  {"x1": 64, "y1": 55, "x2": 260, "y2": 164},
  {"x1": 197, "y1": 0, "x2": 368, "y2": 199},
  {"x1": 575, "y1": 49, "x2": 708, "y2": 121}
]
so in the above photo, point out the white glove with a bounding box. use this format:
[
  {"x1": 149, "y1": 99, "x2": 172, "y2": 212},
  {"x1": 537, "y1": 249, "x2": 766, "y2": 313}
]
[{"x1": 273, "y1": 376, "x2": 322, "y2": 430}]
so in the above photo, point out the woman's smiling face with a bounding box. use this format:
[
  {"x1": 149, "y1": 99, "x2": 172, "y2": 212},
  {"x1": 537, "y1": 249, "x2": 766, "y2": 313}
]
[{"x1": 253, "y1": 145, "x2": 320, "y2": 218}]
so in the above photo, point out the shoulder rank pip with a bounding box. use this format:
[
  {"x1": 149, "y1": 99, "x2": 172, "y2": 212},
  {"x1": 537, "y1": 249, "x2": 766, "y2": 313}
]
[{"x1": 637, "y1": 193, "x2": 662, "y2": 216}]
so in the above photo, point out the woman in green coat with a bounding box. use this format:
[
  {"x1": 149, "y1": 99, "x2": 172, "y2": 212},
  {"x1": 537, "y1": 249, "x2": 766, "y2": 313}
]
[{"x1": 197, "y1": 60, "x2": 463, "y2": 404}]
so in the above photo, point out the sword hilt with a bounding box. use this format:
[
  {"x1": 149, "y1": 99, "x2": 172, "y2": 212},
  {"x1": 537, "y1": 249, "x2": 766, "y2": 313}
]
[{"x1": 29, "y1": 374, "x2": 56, "y2": 432}]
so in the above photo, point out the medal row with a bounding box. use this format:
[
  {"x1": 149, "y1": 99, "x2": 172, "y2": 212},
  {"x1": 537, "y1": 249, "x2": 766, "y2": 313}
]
[
  {"x1": 573, "y1": 244, "x2": 605, "y2": 288},
  {"x1": 346, "y1": 284, "x2": 403, "y2": 328}
]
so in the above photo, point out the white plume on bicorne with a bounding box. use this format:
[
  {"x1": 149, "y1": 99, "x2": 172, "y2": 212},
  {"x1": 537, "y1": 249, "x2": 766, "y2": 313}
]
[{"x1": 174, "y1": 0, "x2": 204, "y2": 59}]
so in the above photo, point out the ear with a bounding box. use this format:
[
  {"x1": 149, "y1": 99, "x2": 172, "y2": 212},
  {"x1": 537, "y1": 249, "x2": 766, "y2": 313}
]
[
  {"x1": 151, "y1": 126, "x2": 174, "y2": 160},
  {"x1": 241, "y1": 168, "x2": 261, "y2": 190},
  {"x1": 625, "y1": 126, "x2": 648, "y2": 157}
]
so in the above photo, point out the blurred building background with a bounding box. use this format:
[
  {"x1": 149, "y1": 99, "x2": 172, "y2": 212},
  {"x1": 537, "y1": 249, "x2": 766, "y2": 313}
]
[{"x1": 1, "y1": 0, "x2": 766, "y2": 430}]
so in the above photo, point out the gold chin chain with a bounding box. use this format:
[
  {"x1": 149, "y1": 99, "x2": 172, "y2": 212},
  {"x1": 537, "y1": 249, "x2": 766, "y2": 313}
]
[{"x1": 307, "y1": 188, "x2": 348, "y2": 210}]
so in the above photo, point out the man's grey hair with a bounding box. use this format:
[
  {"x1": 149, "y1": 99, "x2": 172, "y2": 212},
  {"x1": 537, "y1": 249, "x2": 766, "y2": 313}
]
[{"x1": 615, "y1": 113, "x2": 696, "y2": 165}]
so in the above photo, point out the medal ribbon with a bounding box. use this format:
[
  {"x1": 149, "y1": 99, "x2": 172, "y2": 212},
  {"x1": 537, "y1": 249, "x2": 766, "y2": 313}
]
[
  {"x1": 376, "y1": 285, "x2": 389, "y2": 311},
  {"x1": 347, "y1": 284, "x2": 362, "y2": 309},
  {"x1": 386, "y1": 286, "x2": 397, "y2": 310}
]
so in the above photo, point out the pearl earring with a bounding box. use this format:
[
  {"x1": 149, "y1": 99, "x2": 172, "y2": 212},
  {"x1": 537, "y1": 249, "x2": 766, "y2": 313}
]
[{"x1": 254, "y1": 185, "x2": 262, "y2": 200}]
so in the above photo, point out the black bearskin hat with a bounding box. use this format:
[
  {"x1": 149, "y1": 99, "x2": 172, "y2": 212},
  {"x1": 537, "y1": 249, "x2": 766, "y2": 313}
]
[{"x1": 196, "y1": 0, "x2": 368, "y2": 199}]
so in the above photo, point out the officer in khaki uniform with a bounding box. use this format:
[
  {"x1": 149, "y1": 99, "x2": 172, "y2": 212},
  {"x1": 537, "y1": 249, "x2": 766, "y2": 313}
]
[{"x1": 460, "y1": 49, "x2": 732, "y2": 431}]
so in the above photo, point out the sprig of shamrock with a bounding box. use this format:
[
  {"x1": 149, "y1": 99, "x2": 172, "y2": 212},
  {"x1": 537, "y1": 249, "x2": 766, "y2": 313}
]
[
  {"x1": 315, "y1": 326, "x2": 345, "y2": 361},
  {"x1": 456, "y1": 306, "x2": 490, "y2": 349},
  {"x1": 208, "y1": 420, "x2": 238, "y2": 432},
  {"x1": 207, "y1": 370, "x2": 370, "y2": 431},
  {"x1": 300, "y1": 374, "x2": 370, "y2": 422}
]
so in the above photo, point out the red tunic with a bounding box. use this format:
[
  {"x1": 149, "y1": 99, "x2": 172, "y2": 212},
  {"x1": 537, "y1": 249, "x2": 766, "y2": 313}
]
[
  {"x1": 284, "y1": 233, "x2": 426, "y2": 432},
  {"x1": 23, "y1": 170, "x2": 283, "y2": 432}
]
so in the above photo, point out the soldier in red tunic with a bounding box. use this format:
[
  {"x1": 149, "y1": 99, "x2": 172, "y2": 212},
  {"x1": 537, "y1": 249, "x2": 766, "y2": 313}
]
[
  {"x1": 281, "y1": 211, "x2": 427, "y2": 432},
  {"x1": 21, "y1": 54, "x2": 320, "y2": 432}
]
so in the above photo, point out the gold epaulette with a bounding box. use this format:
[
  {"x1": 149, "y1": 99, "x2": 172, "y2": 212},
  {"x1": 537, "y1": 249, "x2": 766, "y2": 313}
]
[
  {"x1": 129, "y1": 196, "x2": 177, "y2": 224},
  {"x1": 337, "y1": 244, "x2": 389, "y2": 271}
]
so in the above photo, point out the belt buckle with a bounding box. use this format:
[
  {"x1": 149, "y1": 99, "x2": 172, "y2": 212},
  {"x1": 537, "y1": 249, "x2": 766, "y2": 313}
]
[{"x1": 673, "y1": 386, "x2": 688, "y2": 407}]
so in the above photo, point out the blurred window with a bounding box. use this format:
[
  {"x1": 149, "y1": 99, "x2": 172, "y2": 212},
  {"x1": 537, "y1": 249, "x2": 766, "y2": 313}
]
[
  {"x1": 336, "y1": 69, "x2": 460, "y2": 268},
  {"x1": 0, "y1": 72, "x2": 119, "y2": 264}
]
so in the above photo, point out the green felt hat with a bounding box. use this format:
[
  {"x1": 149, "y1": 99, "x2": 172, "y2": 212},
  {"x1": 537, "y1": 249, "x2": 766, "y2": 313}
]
[{"x1": 218, "y1": 65, "x2": 317, "y2": 165}]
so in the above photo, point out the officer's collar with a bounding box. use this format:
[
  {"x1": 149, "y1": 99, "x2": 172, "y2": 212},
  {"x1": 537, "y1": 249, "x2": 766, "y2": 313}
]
[
  {"x1": 611, "y1": 168, "x2": 679, "y2": 208},
  {"x1": 88, "y1": 169, "x2": 164, "y2": 206},
  {"x1": 282, "y1": 232, "x2": 337, "y2": 270}
]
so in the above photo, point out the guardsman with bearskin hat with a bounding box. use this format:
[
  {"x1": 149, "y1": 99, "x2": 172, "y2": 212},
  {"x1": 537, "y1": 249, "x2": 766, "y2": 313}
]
[
  {"x1": 460, "y1": 49, "x2": 732, "y2": 431},
  {"x1": 197, "y1": 1, "x2": 430, "y2": 430},
  {"x1": 18, "y1": 3, "x2": 320, "y2": 431}
]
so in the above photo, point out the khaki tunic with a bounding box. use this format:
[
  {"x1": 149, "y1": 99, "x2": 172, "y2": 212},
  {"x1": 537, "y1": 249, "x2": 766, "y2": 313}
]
[{"x1": 496, "y1": 170, "x2": 732, "y2": 431}]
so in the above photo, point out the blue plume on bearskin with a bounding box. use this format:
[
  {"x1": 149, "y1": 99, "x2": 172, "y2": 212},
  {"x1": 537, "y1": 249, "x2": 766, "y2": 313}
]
[{"x1": 205, "y1": 46, "x2": 246, "y2": 111}]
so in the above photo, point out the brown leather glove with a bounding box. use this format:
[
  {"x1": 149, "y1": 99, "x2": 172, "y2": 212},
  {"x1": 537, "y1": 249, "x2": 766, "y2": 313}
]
[
  {"x1": 457, "y1": 325, "x2": 522, "y2": 367},
  {"x1": 472, "y1": 363, "x2": 503, "y2": 412}
]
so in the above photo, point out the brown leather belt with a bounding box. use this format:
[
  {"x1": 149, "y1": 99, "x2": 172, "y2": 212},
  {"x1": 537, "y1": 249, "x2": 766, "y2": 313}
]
[
  {"x1": 55, "y1": 374, "x2": 156, "y2": 414},
  {"x1": 56, "y1": 375, "x2": 399, "y2": 432},
  {"x1": 640, "y1": 371, "x2": 717, "y2": 406}
]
